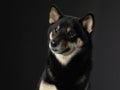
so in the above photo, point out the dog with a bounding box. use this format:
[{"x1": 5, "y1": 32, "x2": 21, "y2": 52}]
[{"x1": 38, "y1": 5, "x2": 94, "y2": 90}]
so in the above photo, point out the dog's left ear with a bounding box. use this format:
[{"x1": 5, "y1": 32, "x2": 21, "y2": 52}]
[
  {"x1": 49, "y1": 5, "x2": 63, "y2": 24},
  {"x1": 81, "y1": 13, "x2": 94, "y2": 34}
]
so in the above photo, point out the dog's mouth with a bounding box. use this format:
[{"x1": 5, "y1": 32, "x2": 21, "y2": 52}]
[
  {"x1": 52, "y1": 47, "x2": 70, "y2": 54},
  {"x1": 49, "y1": 42, "x2": 71, "y2": 54}
]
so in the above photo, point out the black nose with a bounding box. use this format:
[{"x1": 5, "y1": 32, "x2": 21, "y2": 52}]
[{"x1": 51, "y1": 41, "x2": 59, "y2": 47}]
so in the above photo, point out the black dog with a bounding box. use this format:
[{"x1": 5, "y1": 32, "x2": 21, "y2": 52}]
[{"x1": 38, "y1": 5, "x2": 94, "y2": 90}]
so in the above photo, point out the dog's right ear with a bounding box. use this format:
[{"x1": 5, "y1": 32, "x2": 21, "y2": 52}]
[{"x1": 49, "y1": 5, "x2": 63, "y2": 24}]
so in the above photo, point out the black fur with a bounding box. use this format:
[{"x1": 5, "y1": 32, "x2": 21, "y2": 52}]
[{"x1": 37, "y1": 5, "x2": 94, "y2": 90}]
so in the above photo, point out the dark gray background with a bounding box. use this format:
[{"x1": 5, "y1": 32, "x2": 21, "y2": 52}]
[{"x1": 1, "y1": 0, "x2": 120, "y2": 90}]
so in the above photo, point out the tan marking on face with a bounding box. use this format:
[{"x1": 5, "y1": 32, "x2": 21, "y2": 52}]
[
  {"x1": 62, "y1": 38, "x2": 83, "y2": 56},
  {"x1": 87, "y1": 29, "x2": 92, "y2": 33},
  {"x1": 62, "y1": 47, "x2": 75, "y2": 56},
  {"x1": 77, "y1": 38, "x2": 84, "y2": 47},
  {"x1": 60, "y1": 40, "x2": 67, "y2": 48},
  {"x1": 56, "y1": 25, "x2": 60, "y2": 31},
  {"x1": 49, "y1": 32, "x2": 53, "y2": 41},
  {"x1": 67, "y1": 27, "x2": 71, "y2": 33}
]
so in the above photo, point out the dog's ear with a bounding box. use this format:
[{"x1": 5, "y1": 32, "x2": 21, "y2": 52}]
[
  {"x1": 81, "y1": 13, "x2": 94, "y2": 34},
  {"x1": 49, "y1": 5, "x2": 63, "y2": 24}
]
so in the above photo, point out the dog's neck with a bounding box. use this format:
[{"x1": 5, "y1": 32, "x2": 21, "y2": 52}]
[
  {"x1": 48, "y1": 46, "x2": 92, "y2": 69},
  {"x1": 53, "y1": 48, "x2": 81, "y2": 66}
]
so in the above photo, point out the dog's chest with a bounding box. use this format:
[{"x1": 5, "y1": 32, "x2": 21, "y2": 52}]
[{"x1": 39, "y1": 80, "x2": 57, "y2": 90}]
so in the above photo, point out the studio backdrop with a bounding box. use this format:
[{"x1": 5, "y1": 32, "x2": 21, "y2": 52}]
[{"x1": 1, "y1": 0, "x2": 120, "y2": 90}]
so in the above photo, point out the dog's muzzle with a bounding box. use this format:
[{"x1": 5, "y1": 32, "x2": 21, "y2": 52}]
[
  {"x1": 51, "y1": 41, "x2": 59, "y2": 47},
  {"x1": 49, "y1": 41, "x2": 70, "y2": 54}
]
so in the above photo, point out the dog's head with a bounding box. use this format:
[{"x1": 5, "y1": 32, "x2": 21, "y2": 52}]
[{"x1": 48, "y1": 5, "x2": 94, "y2": 56}]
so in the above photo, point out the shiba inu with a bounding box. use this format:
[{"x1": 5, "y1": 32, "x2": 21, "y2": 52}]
[{"x1": 38, "y1": 5, "x2": 94, "y2": 90}]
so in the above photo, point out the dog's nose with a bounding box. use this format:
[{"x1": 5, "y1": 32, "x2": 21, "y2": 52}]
[{"x1": 51, "y1": 41, "x2": 59, "y2": 47}]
